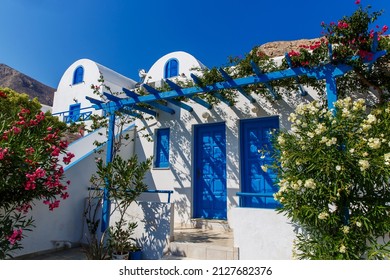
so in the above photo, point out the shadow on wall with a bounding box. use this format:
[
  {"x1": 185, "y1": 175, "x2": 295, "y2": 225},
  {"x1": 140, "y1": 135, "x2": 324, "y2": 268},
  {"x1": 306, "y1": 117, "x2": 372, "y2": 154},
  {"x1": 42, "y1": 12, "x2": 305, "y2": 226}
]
[{"x1": 136, "y1": 202, "x2": 174, "y2": 259}]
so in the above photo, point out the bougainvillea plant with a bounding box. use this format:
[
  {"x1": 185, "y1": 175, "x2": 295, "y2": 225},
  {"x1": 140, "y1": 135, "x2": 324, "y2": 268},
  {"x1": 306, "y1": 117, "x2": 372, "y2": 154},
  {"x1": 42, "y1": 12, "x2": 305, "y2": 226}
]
[
  {"x1": 0, "y1": 88, "x2": 74, "y2": 259},
  {"x1": 185, "y1": 1, "x2": 389, "y2": 105},
  {"x1": 269, "y1": 98, "x2": 390, "y2": 259}
]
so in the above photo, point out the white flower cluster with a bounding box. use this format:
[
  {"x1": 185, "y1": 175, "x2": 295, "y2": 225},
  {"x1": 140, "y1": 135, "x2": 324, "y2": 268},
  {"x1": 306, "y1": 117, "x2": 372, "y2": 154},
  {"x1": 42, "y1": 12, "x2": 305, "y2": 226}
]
[
  {"x1": 318, "y1": 211, "x2": 329, "y2": 220},
  {"x1": 304, "y1": 178, "x2": 316, "y2": 189},
  {"x1": 319, "y1": 136, "x2": 337, "y2": 146},
  {"x1": 367, "y1": 137, "x2": 382, "y2": 149},
  {"x1": 358, "y1": 159, "x2": 370, "y2": 171},
  {"x1": 385, "y1": 153, "x2": 390, "y2": 165}
]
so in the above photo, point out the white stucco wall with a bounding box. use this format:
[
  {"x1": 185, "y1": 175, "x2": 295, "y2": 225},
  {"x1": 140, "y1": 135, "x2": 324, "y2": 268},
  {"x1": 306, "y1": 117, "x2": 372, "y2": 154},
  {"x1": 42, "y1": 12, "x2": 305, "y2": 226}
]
[
  {"x1": 52, "y1": 58, "x2": 137, "y2": 117},
  {"x1": 228, "y1": 207, "x2": 296, "y2": 259},
  {"x1": 134, "y1": 85, "x2": 321, "y2": 226},
  {"x1": 145, "y1": 51, "x2": 205, "y2": 83}
]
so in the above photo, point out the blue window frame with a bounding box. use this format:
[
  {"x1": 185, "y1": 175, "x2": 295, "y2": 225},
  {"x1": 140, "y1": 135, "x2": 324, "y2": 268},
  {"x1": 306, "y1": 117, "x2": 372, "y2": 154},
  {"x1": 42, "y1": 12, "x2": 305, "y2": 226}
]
[
  {"x1": 164, "y1": 59, "x2": 179, "y2": 78},
  {"x1": 154, "y1": 128, "x2": 170, "y2": 168},
  {"x1": 73, "y1": 66, "x2": 84, "y2": 85}
]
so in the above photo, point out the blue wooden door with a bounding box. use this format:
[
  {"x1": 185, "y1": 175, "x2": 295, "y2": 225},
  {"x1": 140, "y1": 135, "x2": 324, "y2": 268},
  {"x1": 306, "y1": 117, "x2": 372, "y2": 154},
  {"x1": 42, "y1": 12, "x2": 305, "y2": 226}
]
[
  {"x1": 240, "y1": 116, "x2": 279, "y2": 208},
  {"x1": 194, "y1": 123, "x2": 227, "y2": 219},
  {"x1": 68, "y1": 103, "x2": 81, "y2": 122}
]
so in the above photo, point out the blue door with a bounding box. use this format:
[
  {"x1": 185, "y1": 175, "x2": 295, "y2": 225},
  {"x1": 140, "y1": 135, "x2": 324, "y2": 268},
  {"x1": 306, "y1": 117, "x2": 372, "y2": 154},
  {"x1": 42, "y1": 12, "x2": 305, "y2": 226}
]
[
  {"x1": 240, "y1": 116, "x2": 279, "y2": 208},
  {"x1": 194, "y1": 123, "x2": 227, "y2": 219},
  {"x1": 68, "y1": 103, "x2": 81, "y2": 123}
]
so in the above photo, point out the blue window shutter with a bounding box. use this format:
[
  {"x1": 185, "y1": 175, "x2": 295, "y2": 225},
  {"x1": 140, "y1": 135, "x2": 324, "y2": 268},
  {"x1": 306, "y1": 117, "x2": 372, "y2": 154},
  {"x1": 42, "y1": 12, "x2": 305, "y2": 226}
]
[
  {"x1": 164, "y1": 59, "x2": 179, "y2": 78},
  {"x1": 155, "y1": 128, "x2": 170, "y2": 168},
  {"x1": 73, "y1": 66, "x2": 84, "y2": 84}
]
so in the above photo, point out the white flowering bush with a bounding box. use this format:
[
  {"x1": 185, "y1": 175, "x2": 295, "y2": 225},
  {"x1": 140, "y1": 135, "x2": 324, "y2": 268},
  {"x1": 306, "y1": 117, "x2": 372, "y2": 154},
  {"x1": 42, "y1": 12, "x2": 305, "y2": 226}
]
[{"x1": 271, "y1": 97, "x2": 390, "y2": 259}]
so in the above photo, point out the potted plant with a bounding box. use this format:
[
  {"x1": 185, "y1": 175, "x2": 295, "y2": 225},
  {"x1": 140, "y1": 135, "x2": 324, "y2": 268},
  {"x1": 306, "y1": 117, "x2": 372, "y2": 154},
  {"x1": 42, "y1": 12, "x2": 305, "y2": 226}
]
[
  {"x1": 109, "y1": 221, "x2": 137, "y2": 260},
  {"x1": 88, "y1": 154, "x2": 152, "y2": 260}
]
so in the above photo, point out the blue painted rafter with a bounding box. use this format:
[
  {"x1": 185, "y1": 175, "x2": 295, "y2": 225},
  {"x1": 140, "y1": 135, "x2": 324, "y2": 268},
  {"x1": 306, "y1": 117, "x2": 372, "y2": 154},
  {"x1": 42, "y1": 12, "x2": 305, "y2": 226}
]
[
  {"x1": 284, "y1": 53, "x2": 308, "y2": 96},
  {"x1": 147, "y1": 101, "x2": 176, "y2": 115},
  {"x1": 143, "y1": 82, "x2": 194, "y2": 112},
  {"x1": 165, "y1": 79, "x2": 212, "y2": 109},
  {"x1": 91, "y1": 62, "x2": 367, "y2": 114},
  {"x1": 218, "y1": 68, "x2": 256, "y2": 103},
  {"x1": 190, "y1": 73, "x2": 233, "y2": 106},
  {"x1": 250, "y1": 61, "x2": 278, "y2": 99}
]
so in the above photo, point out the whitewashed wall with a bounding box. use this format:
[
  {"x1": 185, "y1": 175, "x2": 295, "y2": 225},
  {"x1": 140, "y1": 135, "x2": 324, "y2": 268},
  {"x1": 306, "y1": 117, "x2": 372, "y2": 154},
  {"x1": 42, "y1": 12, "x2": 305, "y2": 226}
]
[
  {"x1": 13, "y1": 126, "x2": 136, "y2": 257},
  {"x1": 228, "y1": 208, "x2": 296, "y2": 259},
  {"x1": 135, "y1": 87, "x2": 321, "y2": 227},
  {"x1": 52, "y1": 58, "x2": 137, "y2": 116}
]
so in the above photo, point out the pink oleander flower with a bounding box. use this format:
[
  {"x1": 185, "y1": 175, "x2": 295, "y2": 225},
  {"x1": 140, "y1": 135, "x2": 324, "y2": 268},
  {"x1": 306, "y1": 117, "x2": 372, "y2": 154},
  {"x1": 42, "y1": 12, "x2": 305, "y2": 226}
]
[
  {"x1": 0, "y1": 148, "x2": 8, "y2": 160},
  {"x1": 25, "y1": 147, "x2": 35, "y2": 155},
  {"x1": 63, "y1": 152, "x2": 75, "y2": 164},
  {"x1": 48, "y1": 200, "x2": 60, "y2": 211},
  {"x1": 12, "y1": 126, "x2": 22, "y2": 134},
  {"x1": 34, "y1": 167, "x2": 46, "y2": 178},
  {"x1": 61, "y1": 192, "x2": 69, "y2": 200},
  {"x1": 355, "y1": 0, "x2": 361, "y2": 4},
  {"x1": 382, "y1": 25, "x2": 388, "y2": 33},
  {"x1": 8, "y1": 229, "x2": 23, "y2": 245}
]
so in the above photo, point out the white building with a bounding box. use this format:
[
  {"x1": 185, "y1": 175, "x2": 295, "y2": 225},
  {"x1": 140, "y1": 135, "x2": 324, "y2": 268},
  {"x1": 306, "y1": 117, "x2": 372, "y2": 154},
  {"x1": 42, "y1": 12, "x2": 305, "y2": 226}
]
[{"x1": 18, "y1": 50, "x2": 316, "y2": 259}]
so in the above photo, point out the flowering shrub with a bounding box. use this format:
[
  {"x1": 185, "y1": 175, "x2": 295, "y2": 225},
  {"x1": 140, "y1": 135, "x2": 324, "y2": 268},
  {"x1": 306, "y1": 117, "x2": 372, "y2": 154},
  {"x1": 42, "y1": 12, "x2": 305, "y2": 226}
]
[
  {"x1": 190, "y1": 2, "x2": 389, "y2": 105},
  {"x1": 270, "y1": 98, "x2": 390, "y2": 259},
  {"x1": 0, "y1": 88, "x2": 74, "y2": 259}
]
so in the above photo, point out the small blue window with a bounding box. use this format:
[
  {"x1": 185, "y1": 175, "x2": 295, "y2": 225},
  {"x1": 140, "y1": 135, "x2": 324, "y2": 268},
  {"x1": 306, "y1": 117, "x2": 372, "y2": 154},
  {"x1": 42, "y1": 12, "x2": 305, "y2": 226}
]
[
  {"x1": 164, "y1": 59, "x2": 179, "y2": 78},
  {"x1": 73, "y1": 66, "x2": 84, "y2": 85},
  {"x1": 155, "y1": 128, "x2": 170, "y2": 168}
]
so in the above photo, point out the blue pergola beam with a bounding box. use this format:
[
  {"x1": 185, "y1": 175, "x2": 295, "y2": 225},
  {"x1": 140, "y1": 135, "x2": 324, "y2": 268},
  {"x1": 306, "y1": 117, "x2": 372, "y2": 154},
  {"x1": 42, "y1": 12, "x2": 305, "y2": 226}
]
[
  {"x1": 123, "y1": 87, "x2": 140, "y2": 100},
  {"x1": 90, "y1": 54, "x2": 385, "y2": 114},
  {"x1": 103, "y1": 92, "x2": 122, "y2": 102},
  {"x1": 132, "y1": 105, "x2": 158, "y2": 118},
  {"x1": 189, "y1": 96, "x2": 213, "y2": 109},
  {"x1": 218, "y1": 68, "x2": 256, "y2": 103},
  {"x1": 165, "y1": 79, "x2": 212, "y2": 109},
  {"x1": 190, "y1": 73, "x2": 233, "y2": 106},
  {"x1": 146, "y1": 101, "x2": 176, "y2": 115},
  {"x1": 284, "y1": 53, "x2": 308, "y2": 96},
  {"x1": 143, "y1": 81, "x2": 193, "y2": 112},
  {"x1": 168, "y1": 99, "x2": 193, "y2": 112},
  {"x1": 86, "y1": 96, "x2": 105, "y2": 106},
  {"x1": 119, "y1": 108, "x2": 143, "y2": 118},
  {"x1": 250, "y1": 61, "x2": 278, "y2": 99}
]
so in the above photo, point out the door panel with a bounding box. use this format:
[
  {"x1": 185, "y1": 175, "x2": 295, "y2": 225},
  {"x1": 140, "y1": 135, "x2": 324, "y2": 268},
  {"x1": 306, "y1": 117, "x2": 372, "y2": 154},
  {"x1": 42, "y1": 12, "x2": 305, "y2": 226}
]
[
  {"x1": 240, "y1": 117, "x2": 279, "y2": 208},
  {"x1": 194, "y1": 123, "x2": 227, "y2": 219}
]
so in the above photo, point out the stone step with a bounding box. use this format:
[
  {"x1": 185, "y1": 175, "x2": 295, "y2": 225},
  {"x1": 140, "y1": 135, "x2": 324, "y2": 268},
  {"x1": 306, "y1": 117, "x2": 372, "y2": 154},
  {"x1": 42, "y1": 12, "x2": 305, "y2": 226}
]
[
  {"x1": 165, "y1": 241, "x2": 238, "y2": 260},
  {"x1": 164, "y1": 225, "x2": 239, "y2": 260}
]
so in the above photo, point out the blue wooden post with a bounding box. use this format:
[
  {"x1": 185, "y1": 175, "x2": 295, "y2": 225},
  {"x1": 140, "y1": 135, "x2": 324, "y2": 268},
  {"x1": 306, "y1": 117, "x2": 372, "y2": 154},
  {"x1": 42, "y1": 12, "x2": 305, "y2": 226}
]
[
  {"x1": 101, "y1": 112, "x2": 116, "y2": 232},
  {"x1": 325, "y1": 75, "x2": 338, "y2": 111}
]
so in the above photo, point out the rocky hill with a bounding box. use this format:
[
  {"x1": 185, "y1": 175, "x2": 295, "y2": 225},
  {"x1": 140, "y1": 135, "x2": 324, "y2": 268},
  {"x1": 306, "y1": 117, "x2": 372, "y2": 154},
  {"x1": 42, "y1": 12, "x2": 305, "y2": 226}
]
[
  {"x1": 0, "y1": 63, "x2": 54, "y2": 106},
  {"x1": 257, "y1": 38, "x2": 321, "y2": 57}
]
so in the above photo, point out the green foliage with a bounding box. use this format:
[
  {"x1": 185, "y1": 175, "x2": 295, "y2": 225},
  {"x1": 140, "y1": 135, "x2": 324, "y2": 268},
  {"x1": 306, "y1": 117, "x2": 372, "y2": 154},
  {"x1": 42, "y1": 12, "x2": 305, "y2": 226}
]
[
  {"x1": 269, "y1": 98, "x2": 390, "y2": 259},
  {"x1": 88, "y1": 155, "x2": 152, "y2": 257}
]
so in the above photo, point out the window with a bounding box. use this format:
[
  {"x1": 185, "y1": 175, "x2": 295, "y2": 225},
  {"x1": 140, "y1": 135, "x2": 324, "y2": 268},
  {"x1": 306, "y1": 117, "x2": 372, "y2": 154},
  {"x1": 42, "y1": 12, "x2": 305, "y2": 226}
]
[
  {"x1": 73, "y1": 66, "x2": 84, "y2": 85},
  {"x1": 154, "y1": 128, "x2": 170, "y2": 168},
  {"x1": 164, "y1": 59, "x2": 179, "y2": 78}
]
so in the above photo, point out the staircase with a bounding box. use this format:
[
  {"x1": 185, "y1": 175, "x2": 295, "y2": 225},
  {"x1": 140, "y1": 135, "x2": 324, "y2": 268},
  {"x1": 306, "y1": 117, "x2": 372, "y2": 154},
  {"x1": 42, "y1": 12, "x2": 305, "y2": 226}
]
[{"x1": 163, "y1": 220, "x2": 239, "y2": 260}]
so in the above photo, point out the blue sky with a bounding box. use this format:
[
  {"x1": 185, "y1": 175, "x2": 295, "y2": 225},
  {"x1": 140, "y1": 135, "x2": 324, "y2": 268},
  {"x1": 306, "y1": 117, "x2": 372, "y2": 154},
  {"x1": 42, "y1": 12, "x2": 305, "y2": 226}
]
[{"x1": 0, "y1": 0, "x2": 389, "y2": 88}]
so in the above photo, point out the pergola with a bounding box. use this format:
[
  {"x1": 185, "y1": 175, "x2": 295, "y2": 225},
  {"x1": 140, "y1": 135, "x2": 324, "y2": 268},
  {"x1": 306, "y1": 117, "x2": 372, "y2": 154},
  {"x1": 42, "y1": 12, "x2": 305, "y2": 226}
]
[{"x1": 85, "y1": 40, "x2": 386, "y2": 232}]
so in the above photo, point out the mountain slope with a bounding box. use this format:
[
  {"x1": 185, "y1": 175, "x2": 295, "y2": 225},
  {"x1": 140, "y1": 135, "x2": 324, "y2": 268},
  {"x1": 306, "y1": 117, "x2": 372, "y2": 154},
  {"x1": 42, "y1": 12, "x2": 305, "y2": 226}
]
[{"x1": 0, "y1": 63, "x2": 54, "y2": 106}]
